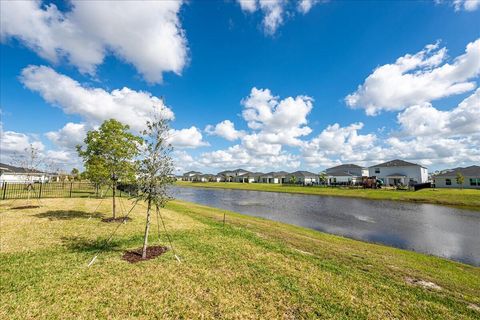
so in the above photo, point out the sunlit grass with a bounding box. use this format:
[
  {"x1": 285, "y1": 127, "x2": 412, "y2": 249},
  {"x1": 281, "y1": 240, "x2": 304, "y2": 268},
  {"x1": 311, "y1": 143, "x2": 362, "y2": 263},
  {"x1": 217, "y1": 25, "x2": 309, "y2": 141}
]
[{"x1": 1, "y1": 198, "x2": 479, "y2": 318}]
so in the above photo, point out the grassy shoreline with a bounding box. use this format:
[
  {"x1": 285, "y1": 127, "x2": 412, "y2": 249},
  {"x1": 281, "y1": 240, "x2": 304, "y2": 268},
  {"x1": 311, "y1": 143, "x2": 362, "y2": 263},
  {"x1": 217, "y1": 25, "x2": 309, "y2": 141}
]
[
  {"x1": 176, "y1": 181, "x2": 480, "y2": 211},
  {"x1": 1, "y1": 198, "x2": 479, "y2": 318}
]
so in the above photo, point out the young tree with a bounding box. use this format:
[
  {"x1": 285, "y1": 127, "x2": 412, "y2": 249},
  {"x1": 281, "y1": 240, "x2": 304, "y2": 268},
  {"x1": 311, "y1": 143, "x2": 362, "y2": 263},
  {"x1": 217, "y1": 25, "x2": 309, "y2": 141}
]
[
  {"x1": 318, "y1": 172, "x2": 327, "y2": 186},
  {"x1": 77, "y1": 119, "x2": 142, "y2": 219},
  {"x1": 456, "y1": 172, "x2": 465, "y2": 188},
  {"x1": 135, "y1": 116, "x2": 175, "y2": 259},
  {"x1": 71, "y1": 168, "x2": 80, "y2": 181},
  {"x1": 13, "y1": 144, "x2": 43, "y2": 200}
]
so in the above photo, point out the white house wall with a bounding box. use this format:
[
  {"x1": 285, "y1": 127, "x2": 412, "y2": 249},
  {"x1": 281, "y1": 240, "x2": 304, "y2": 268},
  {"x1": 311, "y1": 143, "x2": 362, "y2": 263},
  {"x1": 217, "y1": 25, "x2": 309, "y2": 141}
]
[
  {"x1": 327, "y1": 176, "x2": 362, "y2": 184},
  {"x1": 368, "y1": 166, "x2": 427, "y2": 184},
  {"x1": 0, "y1": 174, "x2": 48, "y2": 183}
]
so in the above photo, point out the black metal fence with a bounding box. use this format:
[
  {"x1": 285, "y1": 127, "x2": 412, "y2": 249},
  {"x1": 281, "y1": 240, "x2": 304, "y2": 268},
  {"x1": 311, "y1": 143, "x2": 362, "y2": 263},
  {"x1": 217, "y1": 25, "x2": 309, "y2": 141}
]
[{"x1": 0, "y1": 182, "x2": 108, "y2": 200}]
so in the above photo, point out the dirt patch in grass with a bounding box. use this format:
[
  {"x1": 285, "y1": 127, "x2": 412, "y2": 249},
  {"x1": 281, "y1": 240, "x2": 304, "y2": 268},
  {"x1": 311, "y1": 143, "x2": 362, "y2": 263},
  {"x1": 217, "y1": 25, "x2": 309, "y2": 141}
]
[
  {"x1": 467, "y1": 303, "x2": 480, "y2": 312},
  {"x1": 101, "y1": 216, "x2": 132, "y2": 223},
  {"x1": 122, "y1": 246, "x2": 168, "y2": 263},
  {"x1": 11, "y1": 205, "x2": 41, "y2": 210},
  {"x1": 405, "y1": 277, "x2": 442, "y2": 290}
]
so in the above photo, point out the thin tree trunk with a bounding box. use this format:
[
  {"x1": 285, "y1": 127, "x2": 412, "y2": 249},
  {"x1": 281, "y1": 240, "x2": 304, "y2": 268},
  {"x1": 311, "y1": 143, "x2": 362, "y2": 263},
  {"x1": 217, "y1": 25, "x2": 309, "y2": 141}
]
[
  {"x1": 112, "y1": 181, "x2": 116, "y2": 219},
  {"x1": 142, "y1": 198, "x2": 152, "y2": 259}
]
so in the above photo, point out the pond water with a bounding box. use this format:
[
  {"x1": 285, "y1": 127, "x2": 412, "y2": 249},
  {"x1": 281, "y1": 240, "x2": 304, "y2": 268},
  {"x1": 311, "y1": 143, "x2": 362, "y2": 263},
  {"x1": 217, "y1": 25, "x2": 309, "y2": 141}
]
[{"x1": 173, "y1": 186, "x2": 480, "y2": 266}]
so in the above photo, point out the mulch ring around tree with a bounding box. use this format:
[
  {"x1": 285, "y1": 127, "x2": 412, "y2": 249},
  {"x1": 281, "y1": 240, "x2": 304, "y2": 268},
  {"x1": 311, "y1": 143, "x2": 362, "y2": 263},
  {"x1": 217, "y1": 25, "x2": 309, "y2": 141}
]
[
  {"x1": 101, "y1": 216, "x2": 132, "y2": 223},
  {"x1": 12, "y1": 205, "x2": 41, "y2": 210},
  {"x1": 122, "y1": 246, "x2": 168, "y2": 263}
]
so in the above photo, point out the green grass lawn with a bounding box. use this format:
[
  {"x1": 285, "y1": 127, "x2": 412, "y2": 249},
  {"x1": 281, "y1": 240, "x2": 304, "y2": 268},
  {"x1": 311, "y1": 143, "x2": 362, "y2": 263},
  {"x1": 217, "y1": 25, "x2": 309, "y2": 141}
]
[
  {"x1": 1, "y1": 198, "x2": 479, "y2": 319},
  {"x1": 176, "y1": 181, "x2": 480, "y2": 211}
]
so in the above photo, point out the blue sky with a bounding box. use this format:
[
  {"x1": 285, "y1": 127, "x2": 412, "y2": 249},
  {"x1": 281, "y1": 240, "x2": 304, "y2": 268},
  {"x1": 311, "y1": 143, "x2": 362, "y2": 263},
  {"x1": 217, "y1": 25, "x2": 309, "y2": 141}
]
[{"x1": 1, "y1": 0, "x2": 479, "y2": 174}]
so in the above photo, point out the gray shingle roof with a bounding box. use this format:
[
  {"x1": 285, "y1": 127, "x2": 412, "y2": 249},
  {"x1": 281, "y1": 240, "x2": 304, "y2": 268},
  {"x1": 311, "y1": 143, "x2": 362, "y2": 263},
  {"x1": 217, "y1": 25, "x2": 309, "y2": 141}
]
[
  {"x1": 0, "y1": 163, "x2": 45, "y2": 174},
  {"x1": 369, "y1": 159, "x2": 423, "y2": 168},
  {"x1": 288, "y1": 171, "x2": 318, "y2": 177},
  {"x1": 326, "y1": 164, "x2": 363, "y2": 171},
  {"x1": 433, "y1": 166, "x2": 480, "y2": 178},
  {"x1": 184, "y1": 171, "x2": 202, "y2": 175},
  {"x1": 231, "y1": 169, "x2": 251, "y2": 175},
  {"x1": 260, "y1": 171, "x2": 288, "y2": 177},
  {"x1": 326, "y1": 170, "x2": 356, "y2": 177},
  {"x1": 246, "y1": 172, "x2": 264, "y2": 177}
]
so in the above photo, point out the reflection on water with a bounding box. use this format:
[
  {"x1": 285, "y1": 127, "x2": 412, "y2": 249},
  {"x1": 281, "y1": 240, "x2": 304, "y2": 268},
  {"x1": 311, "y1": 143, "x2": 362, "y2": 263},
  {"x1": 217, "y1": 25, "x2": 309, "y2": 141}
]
[{"x1": 173, "y1": 186, "x2": 480, "y2": 266}]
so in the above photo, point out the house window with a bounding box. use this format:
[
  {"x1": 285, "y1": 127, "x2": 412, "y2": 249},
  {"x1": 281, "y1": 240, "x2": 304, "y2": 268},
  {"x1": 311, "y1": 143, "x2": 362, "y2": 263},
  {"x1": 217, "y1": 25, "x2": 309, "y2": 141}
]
[
  {"x1": 446, "y1": 179, "x2": 452, "y2": 185},
  {"x1": 470, "y1": 178, "x2": 480, "y2": 186},
  {"x1": 375, "y1": 168, "x2": 380, "y2": 174}
]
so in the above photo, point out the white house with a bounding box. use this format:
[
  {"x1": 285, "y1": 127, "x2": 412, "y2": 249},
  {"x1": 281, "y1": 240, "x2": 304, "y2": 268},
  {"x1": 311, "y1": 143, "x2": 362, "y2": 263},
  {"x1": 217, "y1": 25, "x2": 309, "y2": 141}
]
[
  {"x1": 191, "y1": 174, "x2": 210, "y2": 182},
  {"x1": 285, "y1": 171, "x2": 318, "y2": 185},
  {"x1": 226, "y1": 169, "x2": 256, "y2": 183},
  {"x1": 325, "y1": 164, "x2": 367, "y2": 185},
  {"x1": 259, "y1": 171, "x2": 288, "y2": 184},
  {"x1": 182, "y1": 171, "x2": 202, "y2": 181},
  {"x1": 206, "y1": 174, "x2": 223, "y2": 182},
  {"x1": 368, "y1": 159, "x2": 428, "y2": 186},
  {"x1": 246, "y1": 172, "x2": 264, "y2": 183},
  {"x1": 0, "y1": 163, "x2": 50, "y2": 184},
  {"x1": 433, "y1": 166, "x2": 480, "y2": 189},
  {"x1": 233, "y1": 171, "x2": 264, "y2": 183}
]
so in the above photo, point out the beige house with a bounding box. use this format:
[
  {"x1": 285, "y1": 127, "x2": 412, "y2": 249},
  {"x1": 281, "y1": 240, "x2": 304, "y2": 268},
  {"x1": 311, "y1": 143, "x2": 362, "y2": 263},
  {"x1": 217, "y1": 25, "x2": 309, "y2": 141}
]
[{"x1": 433, "y1": 166, "x2": 480, "y2": 189}]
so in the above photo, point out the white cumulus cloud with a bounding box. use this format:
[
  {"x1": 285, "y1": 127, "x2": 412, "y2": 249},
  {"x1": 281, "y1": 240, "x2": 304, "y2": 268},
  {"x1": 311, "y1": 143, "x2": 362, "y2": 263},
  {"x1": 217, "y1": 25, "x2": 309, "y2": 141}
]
[
  {"x1": 1, "y1": 0, "x2": 188, "y2": 83},
  {"x1": 45, "y1": 122, "x2": 87, "y2": 149},
  {"x1": 0, "y1": 125, "x2": 79, "y2": 170},
  {"x1": 241, "y1": 87, "x2": 313, "y2": 146},
  {"x1": 453, "y1": 0, "x2": 480, "y2": 11},
  {"x1": 298, "y1": 0, "x2": 323, "y2": 14},
  {"x1": 168, "y1": 127, "x2": 209, "y2": 149},
  {"x1": 397, "y1": 88, "x2": 480, "y2": 137},
  {"x1": 0, "y1": 128, "x2": 44, "y2": 156},
  {"x1": 302, "y1": 122, "x2": 378, "y2": 166},
  {"x1": 198, "y1": 144, "x2": 300, "y2": 171},
  {"x1": 238, "y1": 0, "x2": 258, "y2": 13},
  {"x1": 20, "y1": 65, "x2": 175, "y2": 132},
  {"x1": 237, "y1": 0, "x2": 325, "y2": 35},
  {"x1": 205, "y1": 120, "x2": 245, "y2": 141},
  {"x1": 346, "y1": 38, "x2": 480, "y2": 115}
]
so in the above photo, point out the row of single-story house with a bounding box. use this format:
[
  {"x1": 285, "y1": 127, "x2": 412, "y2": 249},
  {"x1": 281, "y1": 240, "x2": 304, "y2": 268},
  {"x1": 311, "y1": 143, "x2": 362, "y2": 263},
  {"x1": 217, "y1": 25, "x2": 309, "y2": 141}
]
[
  {"x1": 182, "y1": 159, "x2": 435, "y2": 187},
  {"x1": 182, "y1": 169, "x2": 320, "y2": 185},
  {"x1": 183, "y1": 160, "x2": 480, "y2": 189}
]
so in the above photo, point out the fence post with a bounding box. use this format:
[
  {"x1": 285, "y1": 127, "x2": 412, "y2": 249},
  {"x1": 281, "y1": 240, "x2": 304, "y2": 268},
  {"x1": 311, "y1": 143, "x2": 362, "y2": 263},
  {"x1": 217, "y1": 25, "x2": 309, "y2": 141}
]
[
  {"x1": 38, "y1": 182, "x2": 43, "y2": 199},
  {"x1": 2, "y1": 182, "x2": 6, "y2": 200},
  {"x1": 69, "y1": 182, "x2": 73, "y2": 198}
]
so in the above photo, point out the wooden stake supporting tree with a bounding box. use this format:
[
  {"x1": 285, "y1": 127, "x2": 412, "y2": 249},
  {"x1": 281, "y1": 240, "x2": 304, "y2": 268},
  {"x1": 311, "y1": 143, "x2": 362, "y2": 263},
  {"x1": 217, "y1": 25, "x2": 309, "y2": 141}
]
[{"x1": 134, "y1": 115, "x2": 175, "y2": 260}]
